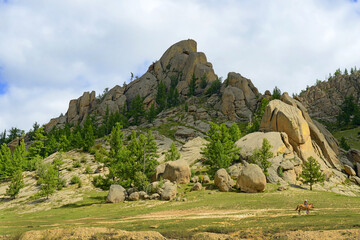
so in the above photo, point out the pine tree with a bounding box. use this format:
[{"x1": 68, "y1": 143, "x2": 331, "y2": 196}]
[
  {"x1": 27, "y1": 128, "x2": 47, "y2": 159},
  {"x1": 6, "y1": 170, "x2": 24, "y2": 199},
  {"x1": 156, "y1": 81, "x2": 167, "y2": 112},
  {"x1": 229, "y1": 123, "x2": 241, "y2": 142},
  {"x1": 146, "y1": 104, "x2": 157, "y2": 123},
  {"x1": 339, "y1": 137, "x2": 350, "y2": 151},
  {"x1": 129, "y1": 95, "x2": 145, "y2": 125},
  {"x1": 200, "y1": 73, "x2": 207, "y2": 89},
  {"x1": 205, "y1": 78, "x2": 222, "y2": 96},
  {"x1": 83, "y1": 117, "x2": 95, "y2": 151},
  {"x1": 300, "y1": 156, "x2": 325, "y2": 191},
  {"x1": 37, "y1": 164, "x2": 59, "y2": 199},
  {"x1": 272, "y1": 86, "x2": 281, "y2": 100},
  {"x1": 165, "y1": 142, "x2": 181, "y2": 162},
  {"x1": 189, "y1": 73, "x2": 197, "y2": 96},
  {"x1": 250, "y1": 138, "x2": 273, "y2": 176},
  {"x1": 0, "y1": 143, "x2": 13, "y2": 179},
  {"x1": 202, "y1": 122, "x2": 240, "y2": 175}
]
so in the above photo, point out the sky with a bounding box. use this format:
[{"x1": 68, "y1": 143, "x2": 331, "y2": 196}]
[{"x1": 1, "y1": 0, "x2": 360, "y2": 132}]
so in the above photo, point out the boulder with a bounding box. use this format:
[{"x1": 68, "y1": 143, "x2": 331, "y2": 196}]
[
  {"x1": 228, "y1": 163, "x2": 243, "y2": 178},
  {"x1": 163, "y1": 160, "x2": 191, "y2": 184},
  {"x1": 160, "y1": 182, "x2": 177, "y2": 200},
  {"x1": 106, "y1": 185, "x2": 127, "y2": 203},
  {"x1": 236, "y1": 164, "x2": 266, "y2": 193},
  {"x1": 191, "y1": 176, "x2": 199, "y2": 183},
  {"x1": 152, "y1": 163, "x2": 166, "y2": 182},
  {"x1": 344, "y1": 165, "x2": 356, "y2": 176},
  {"x1": 280, "y1": 160, "x2": 295, "y2": 171},
  {"x1": 214, "y1": 168, "x2": 234, "y2": 192},
  {"x1": 192, "y1": 182, "x2": 202, "y2": 191},
  {"x1": 150, "y1": 193, "x2": 160, "y2": 200},
  {"x1": 175, "y1": 126, "x2": 195, "y2": 140},
  {"x1": 138, "y1": 191, "x2": 149, "y2": 200},
  {"x1": 347, "y1": 149, "x2": 360, "y2": 163},
  {"x1": 236, "y1": 131, "x2": 291, "y2": 158},
  {"x1": 129, "y1": 192, "x2": 140, "y2": 201},
  {"x1": 202, "y1": 175, "x2": 210, "y2": 184},
  {"x1": 356, "y1": 162, "x2": 360, "y2": 177},
  {"x1": 349, "y1": 176, "x2": 360, "y2": 185}
]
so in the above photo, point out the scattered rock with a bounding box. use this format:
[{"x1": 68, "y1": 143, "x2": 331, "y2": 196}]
[
  {"x1": 138, "y1": 191, "x2": 149, "y2": 200},
  {"x1": 163, "y1": 160, "x2": 191, "y2": 184},
  {"x1": 214, "y1": 168, "x2": 234, "y2": 192},
  {"x1": 160, "y1": 182, "x2": 177, "y2": 201},
  {"x1": 129, "y1": 192, "x2": 140, "y2": 201},
  {"x1": 236, "y1": 164, "x2": 266, "y2": 193},
  {"x1": 192, "y1": 182, "x2": 202, "y2": 191},
  {"x1": 228, "y1": 163, "x2": 243, "y2": 178},
  {"x1": 150, "y1": 193, "x2": 160, "y2": 200},
  {"x1": 344, "y1": 164, "x2": 356, "y2": 176},
  {"x1": 277, "y1": 184, "x2": 288, "y2": 191},
  {"x1": 191, "y1": 176, "x2": 199, "y2": 183},
  {"x1": 202, "y1": 175, "x2": 210, "y2": 183},
  {"x1": 106, "y1": 185, "x2": 127, "y2": 203}
]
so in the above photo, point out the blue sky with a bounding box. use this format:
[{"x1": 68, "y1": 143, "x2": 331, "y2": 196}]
[{"x1": 1, "y1": 0, "x2": 360, "y2": 131}]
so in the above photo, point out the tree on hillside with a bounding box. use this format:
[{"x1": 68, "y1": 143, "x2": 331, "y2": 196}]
[
  {"x1": 205, "y1": 78, "x2": 222, "y2": 96},
  {"x1": 83, "y1": 117, "x2": 95, "y2": 151},
  {"x1": 300, "y1": 156, "x2": 325, "y2": 191},
  {"x1": 272, "y1": 86, "x2": 281, "y2": 100},
  {"x1": 247, "y1": 98, "x2": 269, "y2": 133},
  {"x1": 165, "y1": 142, "x2": 180, "y2": 162},
  {"x1": 6, "y1": 170, "x2": 24, "y2": 199},
  {"x1": 337, "y1": 96, "x2": 360, "y2": 128},
  {"x1": 146, "y1": 104, "x2": 157, "y2": 123},
  {"x1": 200, "y1": 74, "x2": 207, "y2": 89},
  {"x1": 27, "y1": 128, "x2": 48, "y2": 159},
  {"x1": 189, "y1": 73, "x2": 197, "y2": 96},
  {"x1": 249, "y1": 138, "x2": 273, "y2": 176},
  {"x1": 229, "y1": 123, "x2": 242, "y2": 142},
  {"x1": 202, "y1": 122, "x2": 240, "y2": 175},
  {"x1": 37, "y1": 164, "x2": 60, "y2": 199},
  {"x1": 156, "y1": 81, "x2": 167, "y2": 112},
  {"x1": 339, "y1": 137, "x2": 350, "y2": 151},
  {"x1": 129, "y1": 94, "x2": 145, "y2": 125}
]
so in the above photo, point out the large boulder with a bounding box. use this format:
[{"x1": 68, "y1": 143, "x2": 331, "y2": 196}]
[
  {"x1": 66, "y1": 91, "x2": 96, "y2": 125},
  {"x1": 159, "y1": 182, "x2": 177, "y2": 200},
  {"x1": 236, "y1": 164, "x2": 266, "y2": 193},
  {"x1": 129, "y1": 192, "x2": 140, "y2": 201},
  {"x1": 236, "y1": 131, "x2": 291, "y2": 159},
  {"x1": 106, "y1": 185, "x2": 127, "y2": 203},
  {"x1": 344, "y1": 165, "x2": 356, "y2": 176},
  {"x1": 214, "y1": 168, "x2": 234, "y2": 192},
  {"x1": 163, "y1": 160, "x2": 191, "y2": 184}
]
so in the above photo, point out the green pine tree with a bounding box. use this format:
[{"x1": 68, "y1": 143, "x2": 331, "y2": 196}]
[
  {"x1": 146, "y1": 104, "x2": 157, "y2": 123},
  {"x1": 6, "y1": 170, "x2": 24, "y2": 199},
  {"x1": 200, "y1": 73, "x2": 207, "y2": 89},
  {"x1": 250, "y1": 138, "x2": 273, "y2": 176},
  {"x1": 83, "y1": 117, "x2": 95, "y2": 151},
  {"x1": 129, "y1": 95, "x2": 145, "y2": 125},
  {"x1": 189, "y1": 73, "x2": 197, "y2": 96},
  {"x1": 229, "y1": 123, "x2": 241, "y2": 142},
  {"x1": 165, "y1": 142, "x2": 181, "y2": 162},
  {"x1": 202, "y1": 122, "x2": 240, "y2": 175},
  {"x1": 300, "y1": 156, "x2": 325, "y2": 191},
  {"x1": 156, "y1": 81, "x2": 167, "y2": 112},
  {"x1": 272, "y1": 86, "x2": 281, "y2": 100}
]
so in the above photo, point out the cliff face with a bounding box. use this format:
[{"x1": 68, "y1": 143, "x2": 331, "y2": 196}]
[
  {"x1": 298, "y1": 72, "x2": 360, "y2": 122},
  {"x1": 45, "y1": 39, "x2": 261, "y2": 130}
]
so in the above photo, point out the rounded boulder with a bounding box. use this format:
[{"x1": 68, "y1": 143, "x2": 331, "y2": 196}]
[{"x1": 237, "y1": 164, "x2": 266, "y2": 193}]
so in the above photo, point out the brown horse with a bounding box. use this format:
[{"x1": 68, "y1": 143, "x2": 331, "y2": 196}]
[{"x1": 295, "y1": 203, "x2": 314, "y2": 215}]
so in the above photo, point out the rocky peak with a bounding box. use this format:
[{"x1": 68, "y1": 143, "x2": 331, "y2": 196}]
[{"x1": 298, "y1": 72, "x2": 360, "y2": 122}]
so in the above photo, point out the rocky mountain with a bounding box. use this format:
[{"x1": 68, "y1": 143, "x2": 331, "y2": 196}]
[
  {"x1": 45, "y1": 39, "x2": 261, "y2": 131},
  {"x1": 298, "y1": 71, "x2": 360, "y2": 122}
]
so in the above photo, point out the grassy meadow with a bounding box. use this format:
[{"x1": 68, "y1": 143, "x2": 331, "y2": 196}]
[{"x1": 1, "y1": 183, "x2": 360, "y2": 239}]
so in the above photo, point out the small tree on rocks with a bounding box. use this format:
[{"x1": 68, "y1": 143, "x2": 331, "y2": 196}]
[{"x1": 300, "y1": 156, "x2": 325, "y2": 191}]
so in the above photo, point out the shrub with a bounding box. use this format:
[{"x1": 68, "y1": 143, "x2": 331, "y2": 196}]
[
  {"x1": 300, "y1": 156, "x2": 325, "y2": 191},
  {"x1": 73, "y1": 161, "x2": 81, "y2": 168},
  {"x1": 70, "y1": 176, "x2": 81, "y2": 185},
  {"x1": 205, "y1": 78, "x2": 221, "y2": 96},
  {"x1": 6, "y1": 171, "x2": 24, "y2": 199},
  {"x1": 85, "y1": 166, "x2": 93, "y2": 174}
]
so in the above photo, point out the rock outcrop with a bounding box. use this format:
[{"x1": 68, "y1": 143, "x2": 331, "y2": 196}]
[
  {"x1": 221, "y1": 72, "x2": 260, "y2": 121},
  {"x1": 214, "y1": 168, "x2": 234, "y2": 192},
  {"x1": 260, "y1": 96, "x2": 342, "y2": 170},
  {"x1": 298, "y1": 72, "x2": 360, "y2": 122},
  {"x1": 236, "y1": 164, "x2": 266, "y2": 193}
]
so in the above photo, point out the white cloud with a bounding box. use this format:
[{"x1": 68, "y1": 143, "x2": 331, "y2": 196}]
[{"x1": 0, "y1": 0, "x2": 360, "y2": 131}]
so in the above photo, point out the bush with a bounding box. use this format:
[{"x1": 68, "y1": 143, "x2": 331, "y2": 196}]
[
  {"x1": 70, "y1": 176, "x2": 81, "y2": 185},
  {"x1": 205, "y1": 78, "x2": 221, "y2": 96},
  {"x1": 92, "y1": 175, "x2": 113, "y2": 190},
  {"x1": 73, "y1": 161, "x2": 81, "y2": 168},
  {"x1": 85, "y1": 166, "x2": 93, "y2": 174},
  {"x1": 339, "y1": 137, "x2": 351, "y2": 151},
  {"x1": 6, "y1": 171, "x2": 24, "y2": 199}
]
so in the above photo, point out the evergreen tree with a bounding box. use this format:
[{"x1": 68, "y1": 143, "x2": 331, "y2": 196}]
[
  {"x1": 300, "y1": 156, "x2": 325, "y2": 191},
  {"x1": 344, "y1": 68, "x2": 348, "y2": 75},
  {"x1": 156, "y1": 81, "x2": 167, "y2": 112},
  {"x1": 250, "y1": 138, "x2": 273, "y2": 176},
  {"x1": 189, "y1": 73, "x2": 197, "y2": 96},
  {"x1": 229, "y1": 123, "x2": 241, "y2": 142},
  {"x1": 0, "y1": 143, "x2": 13, "y2": 179},
  {"x1": 0, "y1": 129, "x2": 6, "y2": 145},
  {"x1": 27, "y1": 128, "x2": 47, "y2": 159},
  {"x1": 247, "y1": 98, "x2": 269, "y2": 133},
  {"x1": 12, "y1": 140, "x2": 26, "y2": 171},
  {"x1": 202, "y1": 122, "x2": 240, "y2": 175},
  {"x1": 8, "y1": 127, "x2": 23, "y2": 143},
  {"x1": 337, "y1": 96, "x2": 359, "y2": 128},
  {"x1": 37, "y1": 164, "x2": 59, "y2": 199},
  {"x1": 83, "y1": 117, "x2": 95, "y2": 151},
  {"x1": 205, "y1": 78, "x2": 221, "y2": 96},
  {"x1": 339, "y1": 137, "x2": 350, "y2": 151},
  {"x1": 146, "y1": 104, "x2": 157, "y2": 123},
  {"x1": 272, "y1": 86, "x2": 281, "y2": 100},
  {"x1": 200, "y1": 73, "x2": 207, "y2": 89},
  {"x1": 165, "y1": 142, "x2": 181, "y2": 162},
  {"x1": 6, "y1": 170, "x2": 24, "y2": 199},
  {"x1": 129, "y1": 95, "x2": 145, "y2": 125}
]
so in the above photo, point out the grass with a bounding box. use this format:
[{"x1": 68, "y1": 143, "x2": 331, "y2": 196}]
[
  {"x1": 1, "y1": 184, "x2": 360, "y2": 238},
  {"x1": 333, "y1": 126, "x2": 360, "y2": 150}
]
